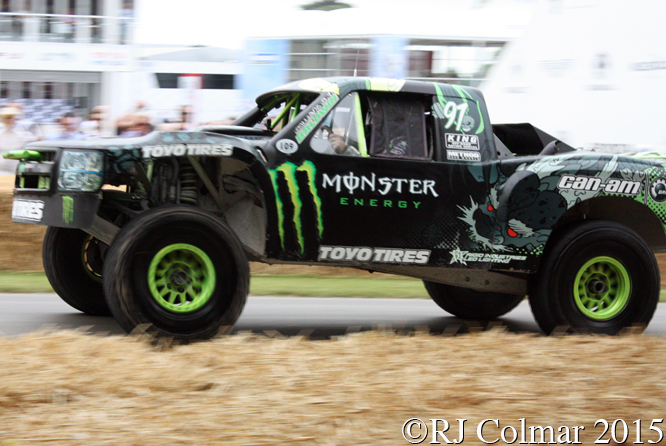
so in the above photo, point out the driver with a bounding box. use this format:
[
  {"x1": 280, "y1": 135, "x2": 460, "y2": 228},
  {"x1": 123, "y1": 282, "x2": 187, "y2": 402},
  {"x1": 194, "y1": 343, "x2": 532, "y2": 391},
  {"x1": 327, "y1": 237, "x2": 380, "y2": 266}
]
[{"x1": 328, "y1": 130, "x2": 361, "y2": 156}]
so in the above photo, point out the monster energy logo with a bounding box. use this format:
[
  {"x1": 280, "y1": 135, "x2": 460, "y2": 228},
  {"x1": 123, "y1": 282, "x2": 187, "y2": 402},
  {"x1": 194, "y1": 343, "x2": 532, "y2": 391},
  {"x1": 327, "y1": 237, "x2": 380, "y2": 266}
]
[
  {"x1": 62, "y1": 196, "x2": 74, "y2": 225},
  {"x1": 269, "y1": 161, "x2": 323, "y2": 255}
]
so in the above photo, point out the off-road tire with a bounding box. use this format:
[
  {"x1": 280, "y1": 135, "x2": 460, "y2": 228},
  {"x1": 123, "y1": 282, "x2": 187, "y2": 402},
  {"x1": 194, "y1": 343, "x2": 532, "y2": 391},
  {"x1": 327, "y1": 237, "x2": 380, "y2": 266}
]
[
  {"x1": 103, "y1": 206, "x2": 249, "y2": 340},
  {"x1": 42, "y1": 227, "x2": 110, "y2": 316},
  {"x1": 529, "y1": 220, "x2": 659, "y2": 335},
  {"x1": 423, "y1": 281, "x2": 525, "y2": 319}
]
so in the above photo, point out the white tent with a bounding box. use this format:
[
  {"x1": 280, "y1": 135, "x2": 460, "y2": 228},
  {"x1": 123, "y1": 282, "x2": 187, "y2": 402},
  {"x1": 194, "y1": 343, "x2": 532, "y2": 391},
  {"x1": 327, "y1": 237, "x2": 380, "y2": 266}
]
[{"x1": 482, "y1": 0, "x2": 666, "y2": 152}]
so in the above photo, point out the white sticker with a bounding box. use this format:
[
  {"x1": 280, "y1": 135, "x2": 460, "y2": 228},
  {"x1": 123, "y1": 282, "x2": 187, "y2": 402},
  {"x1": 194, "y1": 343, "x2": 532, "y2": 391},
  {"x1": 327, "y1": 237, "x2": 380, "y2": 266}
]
[
  {"x1": 142, "y1": 144, "x2": 233, "y2": 158},
  {"x1": 445, "y1": 133, "x2": 480, "y2": 151},
  {"x1": 12, "y1": 199, "x2": 44, "y2": 221},
  {"x1": 446, "y1": 150, "x2": 481, "y2": 162},
  {"x1": 318, "y1": 245, "x2": 430, "y2": 265},
  {"x1": 449, "y1": 248, "x2": 526, "y2": 266},
  {"x1": 276, "y1": 139, "x2": 299, "y2": 154}
]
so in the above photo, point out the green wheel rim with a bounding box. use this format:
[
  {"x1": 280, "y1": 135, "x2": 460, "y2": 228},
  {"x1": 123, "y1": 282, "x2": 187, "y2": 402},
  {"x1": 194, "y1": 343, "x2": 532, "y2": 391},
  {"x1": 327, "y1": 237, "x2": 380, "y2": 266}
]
[
  {"x1": 147, "y1": 243, "x2": 216, "y2": 313},
  {"x1": 573, "y1": 256, "x2": 631, "y2": 320}
]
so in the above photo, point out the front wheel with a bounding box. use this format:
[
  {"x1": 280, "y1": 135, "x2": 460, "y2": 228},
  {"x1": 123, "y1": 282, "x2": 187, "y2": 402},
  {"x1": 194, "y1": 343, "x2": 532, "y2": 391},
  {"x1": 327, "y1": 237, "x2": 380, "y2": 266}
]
[
  {"x1": 423, "y1": 281, "x2": 525, "y2": 319},
  {"x1": 43, "y1": 227, "x2": 110, "y2": 316},
  {"x1": 103, "y1": 206, "x2": 249, "y2": 340},
  {"x1": 529, "y1": 220, "x2": 660, "y2": 335}
]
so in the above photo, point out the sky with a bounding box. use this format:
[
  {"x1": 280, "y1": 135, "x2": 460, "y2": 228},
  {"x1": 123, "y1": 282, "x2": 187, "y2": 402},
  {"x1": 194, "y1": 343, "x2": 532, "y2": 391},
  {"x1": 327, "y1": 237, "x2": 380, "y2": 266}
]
[{"x1": 135, "y1": 0, "x2": 538, "y2": 50}]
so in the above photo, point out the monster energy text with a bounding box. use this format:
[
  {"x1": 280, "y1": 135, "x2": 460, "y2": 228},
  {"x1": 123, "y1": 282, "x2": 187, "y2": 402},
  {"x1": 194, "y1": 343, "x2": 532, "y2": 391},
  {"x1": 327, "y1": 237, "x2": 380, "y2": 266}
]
[{"x1": 322, "y1": 172, "x2": 439, "y2": 197}]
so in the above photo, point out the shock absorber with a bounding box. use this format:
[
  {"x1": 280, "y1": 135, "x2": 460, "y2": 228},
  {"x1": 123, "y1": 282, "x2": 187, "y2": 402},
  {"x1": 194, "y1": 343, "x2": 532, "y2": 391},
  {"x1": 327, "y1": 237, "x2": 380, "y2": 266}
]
[{"x1": 178, "y1": 159, "x2": 198, "y2": 205}]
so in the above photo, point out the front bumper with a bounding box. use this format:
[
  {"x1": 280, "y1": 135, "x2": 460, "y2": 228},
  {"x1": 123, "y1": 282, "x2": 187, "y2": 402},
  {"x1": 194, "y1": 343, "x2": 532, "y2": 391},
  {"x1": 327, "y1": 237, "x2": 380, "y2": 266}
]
[{"x1": 12, "y1": 192, "x2": 101, "y2": 229}]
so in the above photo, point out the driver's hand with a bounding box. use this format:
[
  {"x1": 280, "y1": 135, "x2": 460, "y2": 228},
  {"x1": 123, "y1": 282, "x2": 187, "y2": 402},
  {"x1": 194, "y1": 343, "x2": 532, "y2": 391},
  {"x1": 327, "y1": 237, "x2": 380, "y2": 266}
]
[{"x1": 328, "y1": 133, "x2": 347, "y2": 154}]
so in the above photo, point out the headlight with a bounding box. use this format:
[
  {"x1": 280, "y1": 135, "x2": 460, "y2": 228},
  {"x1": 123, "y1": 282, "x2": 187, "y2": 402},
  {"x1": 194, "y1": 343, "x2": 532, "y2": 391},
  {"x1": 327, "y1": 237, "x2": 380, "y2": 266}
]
[{"x1": 58, "y1": 151, "x2": 104, "y2": 192}]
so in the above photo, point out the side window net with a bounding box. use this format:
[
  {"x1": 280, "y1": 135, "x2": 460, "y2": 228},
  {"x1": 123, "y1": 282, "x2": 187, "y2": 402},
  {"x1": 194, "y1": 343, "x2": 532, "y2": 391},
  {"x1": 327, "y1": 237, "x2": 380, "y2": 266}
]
[{"x1": 368, "y1": 95, "x2": 427, "y2": 160}]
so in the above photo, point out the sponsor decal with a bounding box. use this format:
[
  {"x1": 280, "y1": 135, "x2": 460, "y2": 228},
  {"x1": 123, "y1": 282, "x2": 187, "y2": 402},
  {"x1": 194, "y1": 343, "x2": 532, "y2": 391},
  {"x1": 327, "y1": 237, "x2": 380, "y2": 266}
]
[
  {"x1": 650, "y1": 177, "x2": 666, "y2": 203},
  {"x1": 433, "y1": 83, "x2": 484, "y2": 134},
  {"x1": 339, "y1": 197, "x2": 422, "y2": 209},
  {"x1": 141, "y1": 144, "x2": 233, "y2": 158},
  {"x1": 275, "y1": 139, "x2": 299, "y2": 155},
  {"x1": 432, "y1": 101, "x2": 469, "y2": 132},
  {"x1": 62, "y1": 196, "x2": 74, "y2": 225},
  {"x1": 12, "y1": 199, "x2": 44, "y2": 221},
  {"x1": 445, "y1": 133, "x2": 480, "y2": 151},
  {"x1": 269, "y1": 161, "x2": 322, "y2": 255},
  {"x1": 295, "y1": 93, "x2": 339, "y2": 144},
  {"x1": 318, "y1": 245, "x2": 430, "y2": 265},
  {"x1": 322, "y1": 172, "x2": 439, "y2": 197},
  {"x1": 447, "y1": 150, "x2": 481, "y2": 162},
  {"x1": 557, "y1": 175, "x2": 641, "y2": 196},
  {"x1": 449, "y1": 248, "x2": 526, "y2": 266}
]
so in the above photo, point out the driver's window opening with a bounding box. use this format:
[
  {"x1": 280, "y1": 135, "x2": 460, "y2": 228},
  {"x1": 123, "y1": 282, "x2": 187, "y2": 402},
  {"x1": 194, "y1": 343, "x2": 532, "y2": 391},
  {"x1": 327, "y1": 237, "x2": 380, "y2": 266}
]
[
  {"x1": 310, "y1": 92, "x2": 432, "y2": 160},
  {"x1": 310, "y1": 92, "x2": 366, "y2": 157}
]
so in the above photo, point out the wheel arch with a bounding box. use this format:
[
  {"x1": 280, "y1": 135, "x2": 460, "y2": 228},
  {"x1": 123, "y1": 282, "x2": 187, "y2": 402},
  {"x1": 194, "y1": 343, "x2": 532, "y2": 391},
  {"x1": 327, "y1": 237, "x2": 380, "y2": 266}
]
[
  {"x1": 549, "y1": 195, "x2": 666, "y2": 251},
  {"x1": 185, "y1": 154, "x2": 271, "y2": 261},
  {"x1": 218, "y1": 160, "x2": 271, "y2": 261}
]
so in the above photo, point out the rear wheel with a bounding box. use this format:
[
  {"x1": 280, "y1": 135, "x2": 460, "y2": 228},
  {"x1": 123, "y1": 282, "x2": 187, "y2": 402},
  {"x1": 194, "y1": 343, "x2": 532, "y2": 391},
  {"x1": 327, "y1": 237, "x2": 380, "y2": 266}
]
[
  {"x1": 42, "y1": 227, "x2": 110, "y2": 316},
  {"x1": 423, "y1": 281, "x2": 524, "y2": 319},
  {"x1": 103, "y1": 206, "x2": 249, "y2": 340},
  {"x1": 529, "y1": 220, "x2": 659, "y2": 334}
]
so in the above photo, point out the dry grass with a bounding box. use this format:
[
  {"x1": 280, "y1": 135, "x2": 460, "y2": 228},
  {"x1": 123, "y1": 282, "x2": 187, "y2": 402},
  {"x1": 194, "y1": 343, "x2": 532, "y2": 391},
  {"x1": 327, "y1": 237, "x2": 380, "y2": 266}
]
[{"x1": 0, "y1": 329, "x2": 665, "y2": 444}]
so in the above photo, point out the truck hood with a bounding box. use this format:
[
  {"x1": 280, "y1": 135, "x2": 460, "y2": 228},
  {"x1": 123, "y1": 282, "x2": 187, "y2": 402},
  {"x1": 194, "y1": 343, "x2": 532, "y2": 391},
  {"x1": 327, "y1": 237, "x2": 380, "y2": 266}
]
[{"x1": 25, "y1": 128, "x2": 272, "y2": 158}]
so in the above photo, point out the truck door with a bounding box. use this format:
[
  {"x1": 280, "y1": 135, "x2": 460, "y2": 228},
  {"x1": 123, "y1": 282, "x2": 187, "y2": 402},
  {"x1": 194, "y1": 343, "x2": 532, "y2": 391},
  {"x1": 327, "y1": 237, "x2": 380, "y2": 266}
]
[{"x1": 305, "y1": 90, "x2": 491, "y2": 267}]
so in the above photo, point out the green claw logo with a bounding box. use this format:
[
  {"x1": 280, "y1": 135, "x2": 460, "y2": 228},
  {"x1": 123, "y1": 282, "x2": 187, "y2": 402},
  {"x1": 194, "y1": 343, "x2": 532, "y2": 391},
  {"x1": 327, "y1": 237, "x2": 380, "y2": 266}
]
[
  {"x1": 62, "y1": 196, "x2": 74, "y2": 225},
  {"x1": 269, "y1": 161, "x2": 323, "y2": 255}
]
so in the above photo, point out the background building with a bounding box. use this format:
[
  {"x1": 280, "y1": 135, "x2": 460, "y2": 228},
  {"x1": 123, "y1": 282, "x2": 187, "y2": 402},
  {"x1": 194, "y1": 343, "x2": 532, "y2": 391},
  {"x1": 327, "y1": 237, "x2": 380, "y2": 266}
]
[
  {"x1": 482, "y1": 0, "x2": 666, "y2": 152},
  {"x1": 0, "y1": 0, "x2": 134, "y2": 126},
  {"x1": 240, "y1": 2, "x2": 535, "y2": 109},
  {"x1": 0, "y1": 0, "x2": 538, "y2": 133}
]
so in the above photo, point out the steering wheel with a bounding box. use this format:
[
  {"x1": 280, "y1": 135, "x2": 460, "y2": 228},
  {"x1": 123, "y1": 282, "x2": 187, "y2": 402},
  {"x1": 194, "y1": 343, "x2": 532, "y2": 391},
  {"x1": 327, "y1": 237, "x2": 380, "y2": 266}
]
[{"x1": 319, "y1": 125, "x2": 332, "y2": 138}]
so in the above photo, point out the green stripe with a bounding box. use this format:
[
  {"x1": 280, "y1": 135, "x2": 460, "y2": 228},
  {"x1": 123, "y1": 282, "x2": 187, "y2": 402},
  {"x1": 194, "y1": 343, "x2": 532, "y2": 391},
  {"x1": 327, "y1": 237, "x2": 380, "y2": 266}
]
[{"x1": 269, "y1": 169, "x2": 286, "y2": 250}]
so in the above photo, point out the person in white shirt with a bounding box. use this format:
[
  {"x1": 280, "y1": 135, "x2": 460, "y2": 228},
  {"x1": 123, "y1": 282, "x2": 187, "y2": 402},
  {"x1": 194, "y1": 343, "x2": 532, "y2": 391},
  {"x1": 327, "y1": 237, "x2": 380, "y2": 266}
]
[{"x1": 0, "y1": 107, "x2": 38, "y2": 174}]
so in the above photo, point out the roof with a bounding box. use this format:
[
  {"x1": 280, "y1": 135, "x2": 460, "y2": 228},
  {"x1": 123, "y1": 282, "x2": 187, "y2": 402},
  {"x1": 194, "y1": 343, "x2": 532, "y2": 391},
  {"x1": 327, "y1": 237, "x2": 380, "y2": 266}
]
[{"x1": 257, "y1": 77, "x2": 484, "y2": 104}]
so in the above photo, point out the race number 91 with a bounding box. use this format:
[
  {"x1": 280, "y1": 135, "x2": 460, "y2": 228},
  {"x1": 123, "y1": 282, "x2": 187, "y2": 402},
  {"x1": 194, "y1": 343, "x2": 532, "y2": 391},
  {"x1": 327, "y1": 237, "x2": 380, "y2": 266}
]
[{"x1": 594, "y1": 419, "x2": 663, "y2": 444}]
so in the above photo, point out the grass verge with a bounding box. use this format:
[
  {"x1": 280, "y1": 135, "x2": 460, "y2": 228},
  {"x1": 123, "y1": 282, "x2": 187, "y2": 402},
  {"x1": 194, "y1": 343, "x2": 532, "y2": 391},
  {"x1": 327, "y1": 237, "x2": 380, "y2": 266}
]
[
  {"x1": 0, "y1": 271, "x2": 430, "y2": 298},
  {"x1": 2, "y1": 270, "x2": 666, "y2": 301}
]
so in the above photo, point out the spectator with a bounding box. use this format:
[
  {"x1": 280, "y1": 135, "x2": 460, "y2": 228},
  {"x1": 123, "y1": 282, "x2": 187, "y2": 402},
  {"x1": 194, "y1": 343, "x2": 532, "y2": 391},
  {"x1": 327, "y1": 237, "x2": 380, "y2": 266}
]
[
  {"x1": 116, "y1": 100, "x2": 147, "y2": 135},
  {"x1": 5, "y1": 102, "x2": 43, "y2": 141},
  {"x1": 47, "y1": 112, "x2": 87, "y2": 141},
  {"x1": 0, "y1": 107, "x2": 37, "y2": 174},
  {"x1": 119, "y1": 112, "x2": 153, "y2": 137},
  {"x1": 158, "y1": 105, "x2": 195, "y2": 131},
  {"x1": 79, "y1": 106, "x2": 109, "y2": 138}
]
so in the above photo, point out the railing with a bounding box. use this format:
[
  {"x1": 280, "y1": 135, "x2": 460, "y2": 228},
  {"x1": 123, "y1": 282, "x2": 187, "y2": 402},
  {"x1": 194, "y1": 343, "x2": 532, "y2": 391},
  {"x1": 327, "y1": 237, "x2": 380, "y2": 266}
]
[{"x1": 0, "y1": 12, "x2": 133, "y2": 45}]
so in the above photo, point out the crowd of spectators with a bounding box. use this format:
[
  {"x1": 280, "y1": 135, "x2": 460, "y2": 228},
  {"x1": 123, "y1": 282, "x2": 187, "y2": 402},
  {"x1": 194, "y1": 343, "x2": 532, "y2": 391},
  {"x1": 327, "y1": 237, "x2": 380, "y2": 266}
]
[{"x1": 0, "y1": 101, "x2": 238, "y2": 174}]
